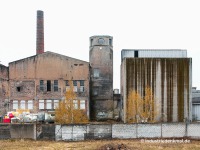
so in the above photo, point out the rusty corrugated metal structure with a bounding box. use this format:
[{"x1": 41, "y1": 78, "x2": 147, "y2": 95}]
[{"x1": 121, "y1": 49, "x2": 192, "y2": 123}]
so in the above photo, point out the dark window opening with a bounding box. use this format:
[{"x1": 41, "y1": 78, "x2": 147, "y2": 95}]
[
  {"x1": 134, "y1": 51, "x2": 138, "y2": 57},
  {"x1": 91, "y1": 39, "x2": 93, "y2": 46},
  {"x1": 40, "y1": 80, "x2": 44, "y2": 91},
  {"x1": 47, "y1": 80, "x2": 51, "y2": 91},
  {"x1": 73, "y1": 80, "x2": 77, "y2": 86},
  {"x1": 16, "y1": 87, "x2": 21, "y2": 92},
  {"x1": 80, "y1": 80, "x2": 84, "y2": 86},
  {"x1": 66, "y1": 80, "x2": 69, "y2": 86},
  {"x1": 109, "y1": 39, "x2": 112, "y2": 46},
  {"x1": 74, "y1": 64, "x2": 78, "y2": 66},
  {"x1": 54, "y1": 80, "x2": 58, "y2": 92}
]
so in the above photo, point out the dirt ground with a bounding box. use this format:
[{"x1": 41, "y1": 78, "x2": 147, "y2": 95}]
[{"x1": 0, "y1": 139, "x2": 200, "y2": 150}]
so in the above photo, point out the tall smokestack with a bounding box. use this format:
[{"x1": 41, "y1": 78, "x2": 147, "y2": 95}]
[{"x1": 36, "y1": 10, "x2": 44, "y2": 55}]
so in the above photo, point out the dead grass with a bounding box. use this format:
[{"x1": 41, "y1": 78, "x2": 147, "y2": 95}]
[{"x1": 0, "y1": 139, "x2": 200, "y2": 150}]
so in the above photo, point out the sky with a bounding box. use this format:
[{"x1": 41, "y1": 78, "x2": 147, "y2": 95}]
[{"x1": 0, "y1": 0, "x2": 200, "y2": 90}]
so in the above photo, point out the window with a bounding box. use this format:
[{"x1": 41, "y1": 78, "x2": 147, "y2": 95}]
[
  {"x1": 109, "y1": 39, "x2": 112, "y2": 46},
  {"x1": 66, "y1": 80, "x2": 70, "y2": 91},
  {"x1": 91, "y1": 39, "x2": 93, "y2": 46},
  {"x1": 93, "y1": 87, "x2": 98, "y2": 96},
  {"x1": 40, "y1": 80, "x2": 44, "y2": 91},
  {"x1": 66, "y1": 80, "x2": 69, "y2": 86},
  {"x1": 13, "y1": 100, "x2": 18, "y2": 110},
  {"x1": 20, "y1": 100, "x2": 25, "y2": 109},
  {"x1": 28, "y1": 100, "x2": 33, "y2": 109},
  {"x1": 16, "y1": 86, "x2": 21, "y2": 92},
  {"x1": 80, "y1": 100, "x2": 85, "y2": 109},
  {"x1": 46, "y1": 100, "x2": 52, "y2": 109},
  {"x1": 80, "y1": 80, "x2": 84, "y2": 92},
  {"x1": 93, "y1": 68, "x2": 99, "y2": 77},
  {"x1": 73, "y1": 80, "x2": 77, "y2": 92},
  {"x1": 73, "y1": 100, "x2": 78, "y2": 109},
  {"x1": 54, "y1": 80, "x2": 58, "y2": 91},
  {"x1": 47, "y1": 80, "x2": 51, "y2": 91},
  {"x1": 39, "y1": 100, "x2": 44, "y2": 109},
  {"x1": 134, "y1": 51, "x2": 138, "y2": 57},
  {"x1": 54, "y1": 100, "x2": 59, "y2": 109}
]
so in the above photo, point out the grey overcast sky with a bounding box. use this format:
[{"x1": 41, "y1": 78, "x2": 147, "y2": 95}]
[{"x1": 0, "y1": 0, "x2": 200, "y2": 90}]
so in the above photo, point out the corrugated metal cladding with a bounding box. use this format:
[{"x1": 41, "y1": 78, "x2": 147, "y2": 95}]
[
  {"x1": 192, "y1": 104, "x2": 200, "y2": 121},
  {"x1": 124, "y1": 58, "x2": 192, "y2": 122},
  {"x1": 121, "y1": 49, "x2": 187, "y2": 61}
]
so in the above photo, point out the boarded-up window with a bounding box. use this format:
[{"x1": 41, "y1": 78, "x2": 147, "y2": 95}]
[
  {"x1": 40, "y1": 80, "x2": 44, "y2": 91},
  {"x1": 54, "y1": 80, "x2": 58, "y2": 91},
  {"x1": 28, "y1": 100, "x2": 33, "y2": 110},
  {"x1": 46, "y1": 100, "x2": 52, "y2": 109},
  {"x1": 80, "y1": 100, "x2": 86, "y2": 109},
  {"x1": 39, "y1": 100, "x2": 44, "y2": 109},
  {"x1": 13, "y1": 100, "x2": 18, "y2": 110},
  {"x1": 47, "y1": 80, "x2": 51, "y2": 91}
]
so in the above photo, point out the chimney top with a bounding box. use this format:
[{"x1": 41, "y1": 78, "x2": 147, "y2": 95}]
[{"x1": 36, "y1": 10, "x2": 44, "y2": 55}]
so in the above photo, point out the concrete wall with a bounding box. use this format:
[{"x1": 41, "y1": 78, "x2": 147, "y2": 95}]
[
  {"x1": 10, "y1": 124, "x2": 35, "y2": 139},
  {"x1": 8, "y1": 52, "x2": 90, "y2": 115},
  {"x1": 0, "y1": 123, "x2": 200, "y2": 141},
  {"x1": 121, "y1": 58, "x2": 192, "y2": 122}
]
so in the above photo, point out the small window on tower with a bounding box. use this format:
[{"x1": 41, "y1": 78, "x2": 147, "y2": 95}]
[
  {"x1": 93, "y1": 68, "x2": 99, "y2": 78},
  {"x1": 91, "y1": 39, "x2": 93, "y2": 46},
  {"x1": 16, "y1": 87, "x2": 21, "y2": 92},
  {"x1": 109, "y1": 39, "x2": 112, "y2": 46}
]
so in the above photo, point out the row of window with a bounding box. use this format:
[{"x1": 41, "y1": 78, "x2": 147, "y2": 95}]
[
  {"x1": 12, "y1": 99, "x2": 86, "y2": 110},
  {"x1": 39, "y1": 80, "x2": 85, "y2": 92}
]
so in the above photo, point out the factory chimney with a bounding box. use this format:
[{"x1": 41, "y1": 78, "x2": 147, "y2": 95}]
[{"x1": 36, "y1": 10, "x2": 44, "y2": 55}]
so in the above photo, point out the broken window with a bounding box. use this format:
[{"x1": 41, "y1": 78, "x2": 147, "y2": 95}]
[
  {"x1": 40, "y1": 80, "x2": 44, "y2": 91},
  {"x1": 13, "y1": 100, "x2": 18, "y2": 110},
  {"x1": 28, "y1": 100, "x2": 33, "y2": 110},
  {"x1": 46, "y1": 100, "x2": 52, "y2": 109},
  {"x1": 80, "y1": 100, "x2": 86, "y2": 109},
  {"x1": 39, "y1": 100, "x2": 44, "y2": 109},
  {"x1": 73, "y1": 80, "x2": 77, "y2": 92},
  {"x1": 93, "y1": 68, "x2": 99, "y2": 78},
  {"x1": 20, "y1": 100, "x2": 25, "y2": 109},
  {"x1": 47, "y1": 80, "x2": 51, "y2": 91},
  {"x1": 134, "y1": 51, "x2": 138, "y2": 57},
  {"x1": 80, "y1": 80, "x2": 84, "y2": 92},
  {"x1": 54, "y1": 80, "x2": 58, "y2": 91}
]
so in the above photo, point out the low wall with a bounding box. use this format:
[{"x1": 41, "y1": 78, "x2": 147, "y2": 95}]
[{"x1": 0, "y1": 123, "x2": 200, "y2": 141}]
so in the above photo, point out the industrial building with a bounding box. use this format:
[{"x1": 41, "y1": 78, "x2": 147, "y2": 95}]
[
  {"x1": 0, "y1": 10, "x2": 194, "y2": 123},
  {"x1": 192, "y1": 87, "x2": 200, "y2": 121},
  {"x1": 121, "y1": 49, "x2": 192, "y2": 123}
]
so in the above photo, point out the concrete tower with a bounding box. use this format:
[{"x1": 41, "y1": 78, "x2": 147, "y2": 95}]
[
  {"x1": 89, "y1": 35, "x2": 113, "y2": 120},
  {"x1": 36, "y1": 10, "x2": 44, "y2": 55}
]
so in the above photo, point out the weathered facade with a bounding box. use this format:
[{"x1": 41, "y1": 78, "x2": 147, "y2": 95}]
[
  {"x1": 8, "y1": 52, "x2": 90, "y2": 117},
  {"x1": 89, "y1": 35, "x2": 113, "y2": 120},
  {"x1": 0, "y1": 64, "x2": 9, "y2": 115},
  {"x1": 121, "y1": 50, "x2": 192, "y2": 123}
]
